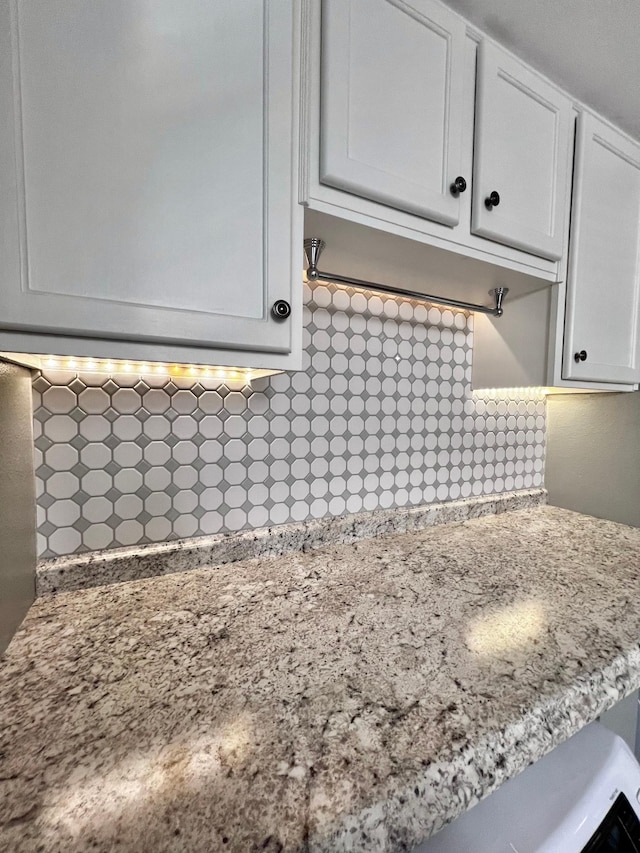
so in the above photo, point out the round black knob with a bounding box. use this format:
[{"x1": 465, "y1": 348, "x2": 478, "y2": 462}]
[
  {"x1": 271, "y1": 299, "x2": 291, "y2": 320},
  {"x1": 450, "y1": 176, "x2": 467, "y2": 196},
  {"x1": 484, "y1": 191, "x2": 500, "y2": 210},
  {"x1": 574, "y1": 350, "x2": 588, "y2": 363}
]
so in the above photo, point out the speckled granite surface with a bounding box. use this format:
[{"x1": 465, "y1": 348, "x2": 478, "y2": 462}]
[
  {"x1": 36, "y1": 489, "x2": 546, "y2": 595},
  {"x1": 3, "y1": 504, "x2": 640, "y2": 852}
]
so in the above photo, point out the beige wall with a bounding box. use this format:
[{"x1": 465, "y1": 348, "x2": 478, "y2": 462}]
[
  {"x1": 546, "y1": 391, "x2": 640, "y2": 528},
  {"x1": 546, "y1": 390, "x2": 640, "y2": 753},
  {"x1": 0, "y1": 361, "x2": 36, "y2": 655}
]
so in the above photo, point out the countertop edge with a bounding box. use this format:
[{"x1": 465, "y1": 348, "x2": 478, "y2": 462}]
[{"x1": 324, "y1": 647, "x2": 640, "y2": 851}]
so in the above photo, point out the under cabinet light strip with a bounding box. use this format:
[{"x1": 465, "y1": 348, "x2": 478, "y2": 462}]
[
  {"x1": 37, "y1": 356, "x2": 278, "y2": 385},
  {"x1": 304, "y1": 238, "x2": 509, "y2": 317},
  {"x1": 473, "y1": 387, "x2": 549, "y2": 398}
]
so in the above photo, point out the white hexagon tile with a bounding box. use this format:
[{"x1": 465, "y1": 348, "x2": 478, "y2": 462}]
[{"x1": 32, "y1": 282, "x2": 546, "y2": 558}]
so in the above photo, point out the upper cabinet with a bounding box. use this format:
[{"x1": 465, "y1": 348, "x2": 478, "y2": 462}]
[
  {"x1": 2, "y1": 0, "x2": 638, "y2": 388},
  {"x1": 562, "y1": 113, "x2": 640, "y2": 385},
  {"x1": 0, "y1": 0, "x2": 302, "y2": 370},
  {"x1": 471, "y1": 42, "x2": 573, "y2": 261},
  {"x1": 303, "y1": 0, "x2": 574, "y2": 283},
  {"x1": 320, "y1": 0, "x2": 466, "y2": 227},
  {"x1": 310, "y1": 0, "x2": 640, "y2": 392},
  {"x1": 473, "y1": 110, "x2": 640, "y2": 392}
]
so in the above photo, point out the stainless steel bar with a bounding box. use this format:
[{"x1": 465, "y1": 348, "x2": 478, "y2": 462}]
[
  {"x1": 303, "y1": 238, "x2": 507, "y2": 317},
  {"x1": 311, "y1": 269, "x2": 506, "y2": 317}
]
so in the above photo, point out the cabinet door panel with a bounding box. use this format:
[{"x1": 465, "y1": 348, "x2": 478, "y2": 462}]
[
  {"x1": 472, "y1": 42, "x2": 572, "y2": 261},
  {"x1": 0, "y1": 0, "x2": 297, "y2": 354},
  {"x1": 563, "y1": 113, "x2": 640, "y2": 385},
  {"x1": 320, "y1": 0, "x2": 466, "y2": 226}
]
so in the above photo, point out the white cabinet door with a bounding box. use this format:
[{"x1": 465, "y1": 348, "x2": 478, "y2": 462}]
[
  {"x1": 563, "y1": 113, "x2": 640, "y2": 385},
  {"x1": 320, "y1": 0, "x2": 466, "y2": 227},
  {"x1": 0, "y1": 0, "x2": 298, "y2": 355},
  {"x1": 472, "y1": 42, "x2": 573, "y2": 261}
]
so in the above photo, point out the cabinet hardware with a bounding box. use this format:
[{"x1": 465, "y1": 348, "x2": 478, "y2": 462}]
[
  {"x1": 271, "y1": 300, "x2": 292, "y2": 320},
  {"x1": 484, "y1": 190, "x2": 501, "y2": 210},
  {"x1": 450, "y1": 176, "x2": 467, "y2": 196},
  {"x1": 574, "y1": 349, "x2": 588, "y2": 362},
  {"x1": 304, "y1": 238, "x2": 508, "y2": 318}
]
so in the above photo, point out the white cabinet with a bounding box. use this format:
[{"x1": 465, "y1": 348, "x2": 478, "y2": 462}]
[
  {"x1": 472, "y1": 42, "x2": 573, "y2": 261},
  {"x1": 563, "y1": 112, "x2": 640, "y2": 385},
  {"x1": 320, "y1": 0, "x2": 466, "y2": 227},
  {"x1": 473, "y1": 111, "x2": 640, "y2": 392},
  {"x1": 305, "y1": 0, "x2": 573, "y2": 282},
  {"x1": 0, "y1": 0, "x2": 302, "y2": 370}
]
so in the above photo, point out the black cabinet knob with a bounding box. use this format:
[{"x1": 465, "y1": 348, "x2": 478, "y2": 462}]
[
  {"x1": 574, "y1": 350, "x2": 588, "y2": 363},
  {"x1": 484, "y1": 190, "x2": 500, "y2": 210},
  {"x1": 271, "y1": 299, "x2": 291, "y2": 320},
  {"x1": 450, "y1": 176, "x2": 467, "y2": 196}
]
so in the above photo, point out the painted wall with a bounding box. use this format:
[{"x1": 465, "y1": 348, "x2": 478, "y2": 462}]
[
  {"x1": 33, "y1": 282, "x2": 547, "y2": 560},
  {"x1": 0, "y1": 362, "x2": 36, "y2": 655},
  {"x1": 546, "y1": 392, "x2": 640, "y2": 528},
  {"x1": 546, "y1": 391, "x2": 640, "y2": 754}
]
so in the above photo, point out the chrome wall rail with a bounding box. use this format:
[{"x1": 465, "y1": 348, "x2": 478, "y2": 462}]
[{"x1": 303, "y1": 238, "x2": 508, "y2": 317}]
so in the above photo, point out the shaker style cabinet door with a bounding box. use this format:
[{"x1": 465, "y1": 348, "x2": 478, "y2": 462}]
[
  {"x1": 563, "y1": 113, "x2": 640, "y2": 385},
  {"x1": 320, "y1": 0, "x2": 466, "y2": 227},
  {"x1": 471, "y1": 41, "x2": 573, "y2": 261},
  {"x1": 0, "y1": 0, "x2": 298, "y2": 354}
]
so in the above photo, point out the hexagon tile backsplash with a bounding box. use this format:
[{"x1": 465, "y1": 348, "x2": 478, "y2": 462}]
[{"x1": 33, "y1": 282, "x2": 546, "y2": 559}]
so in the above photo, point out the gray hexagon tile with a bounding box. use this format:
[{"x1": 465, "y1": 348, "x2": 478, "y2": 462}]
[{"x1": 33, "y1": 282, "x2": 546, "y2": 558}]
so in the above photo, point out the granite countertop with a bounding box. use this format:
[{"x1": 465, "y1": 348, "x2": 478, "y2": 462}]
[{"x1": 2, "y1": 504, "x2": 640, "y2": 852}]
